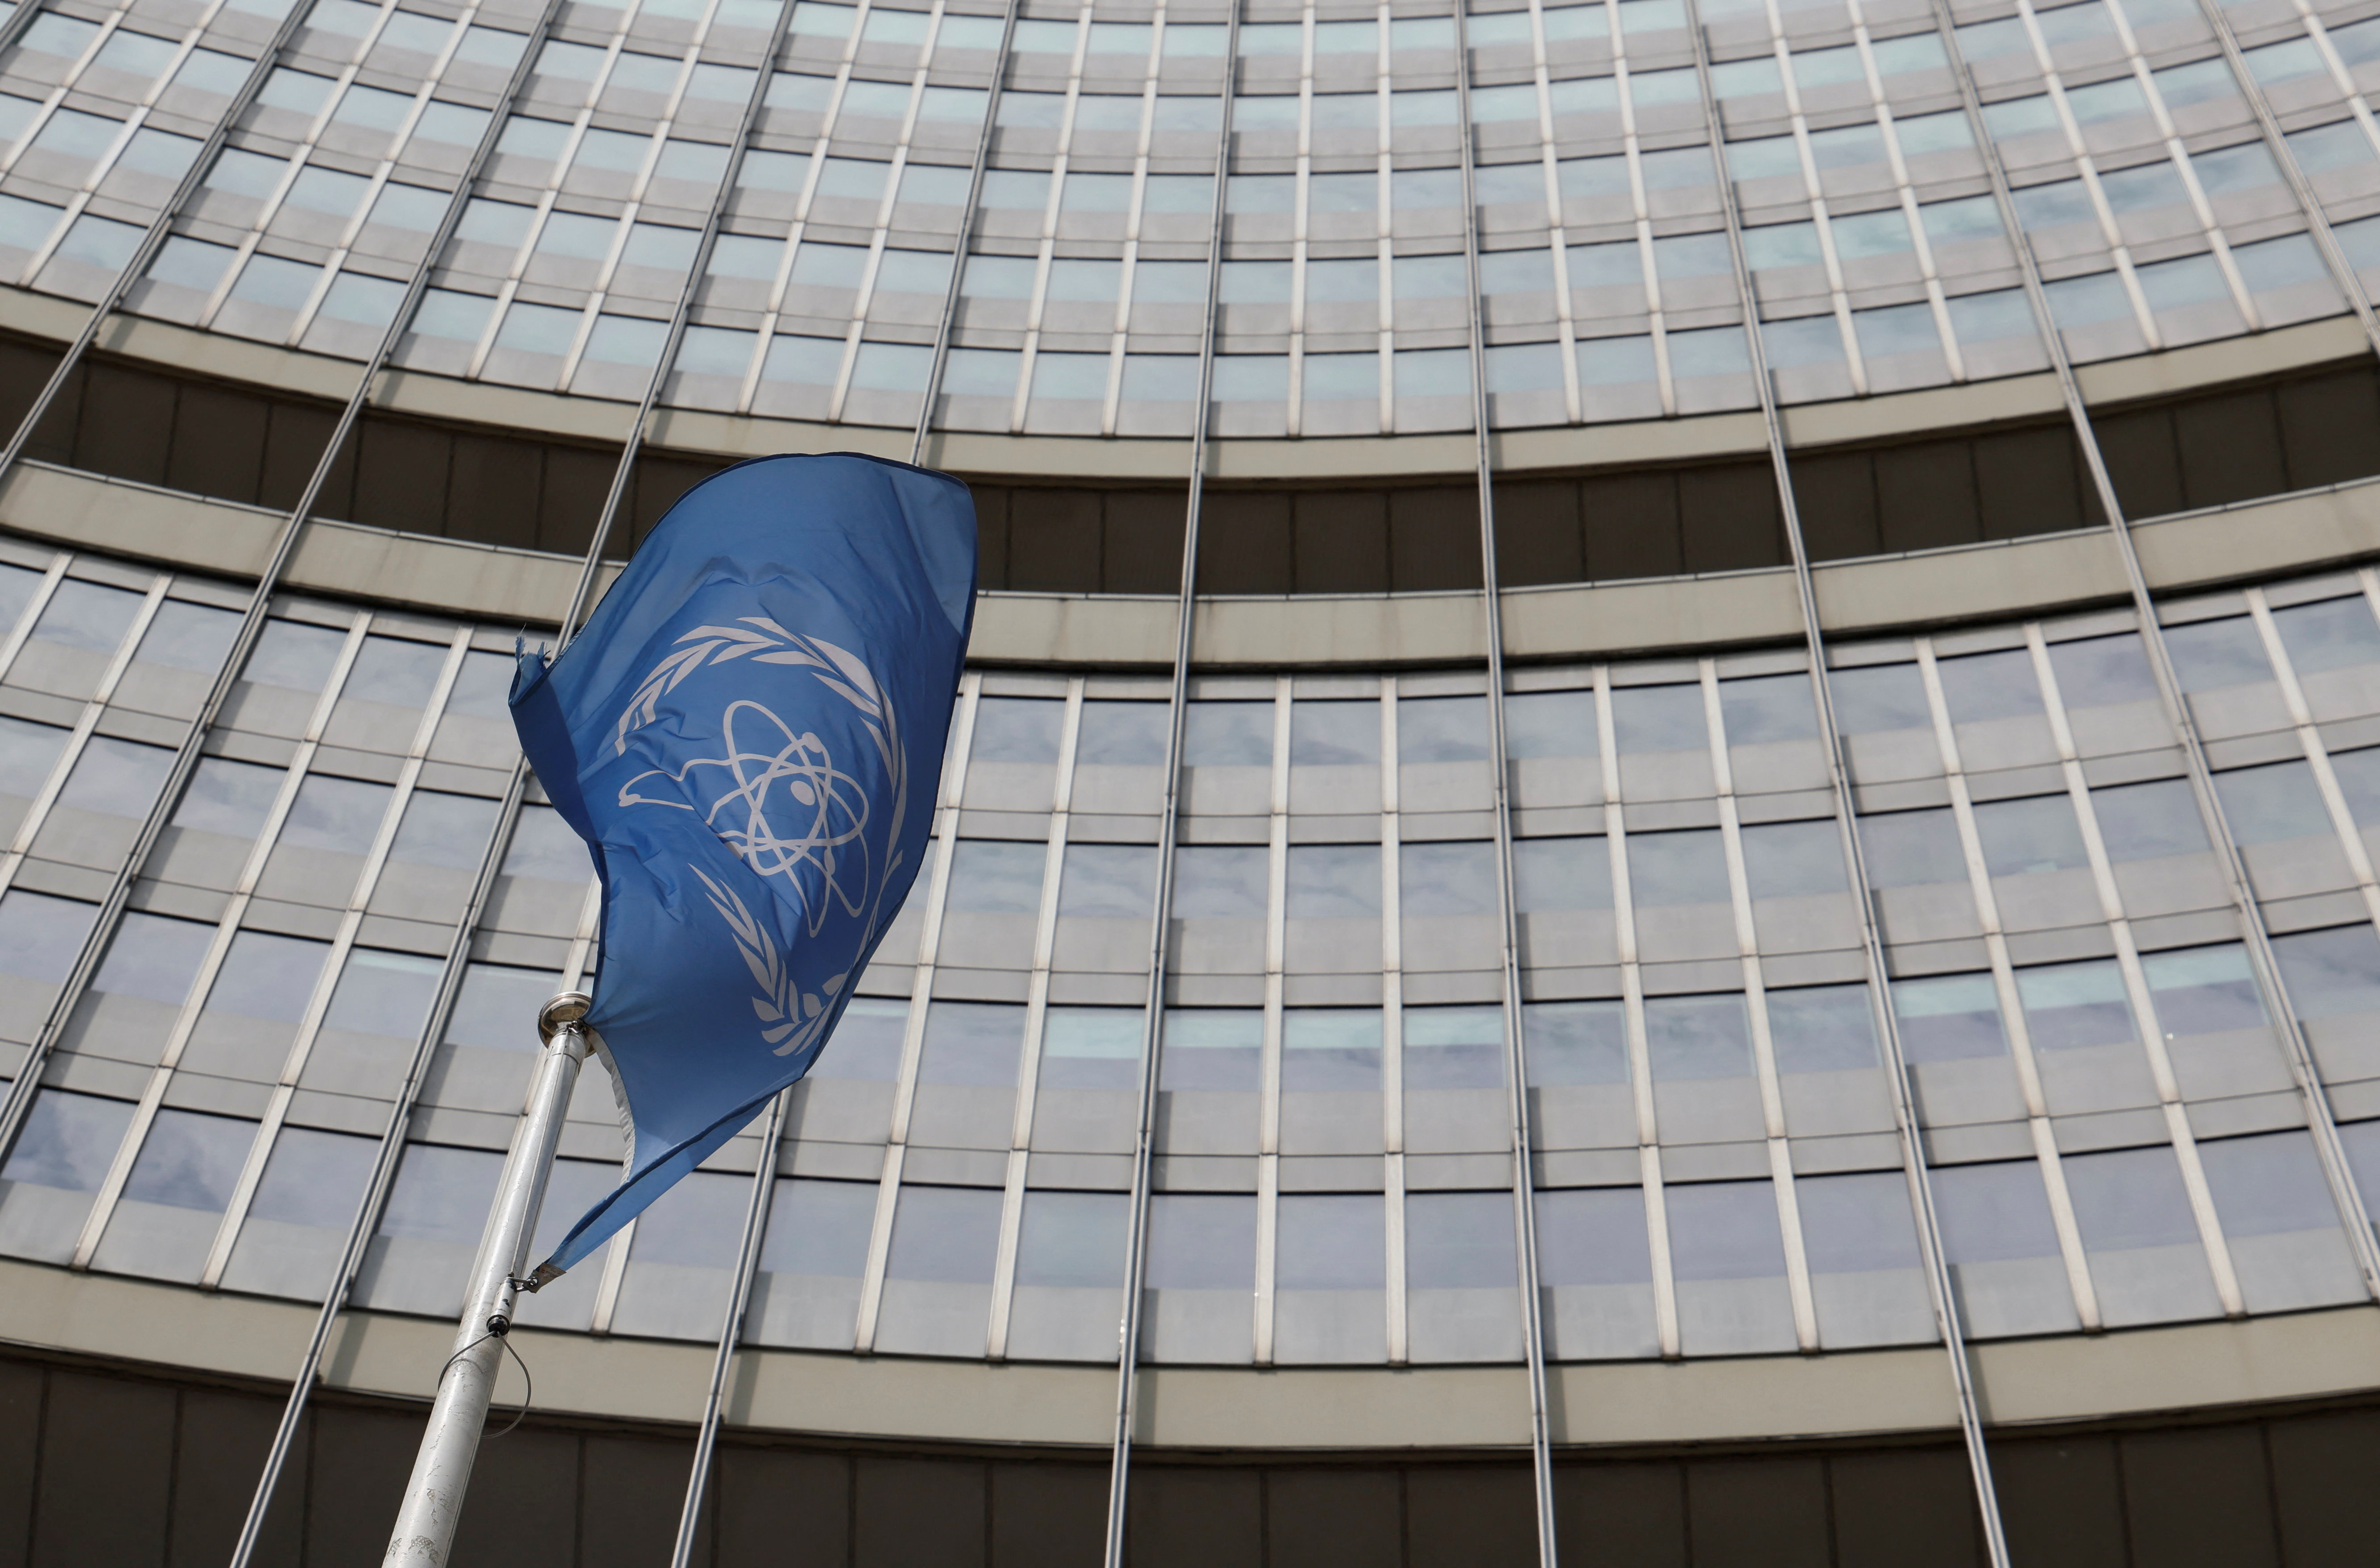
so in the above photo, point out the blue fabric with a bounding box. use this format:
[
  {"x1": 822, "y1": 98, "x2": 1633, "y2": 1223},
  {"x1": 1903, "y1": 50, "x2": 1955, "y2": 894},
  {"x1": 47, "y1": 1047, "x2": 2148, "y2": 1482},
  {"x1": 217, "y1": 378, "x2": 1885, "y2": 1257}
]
[{"x1": 511, "y1": 452, "x2": 974, "y2": 1276}]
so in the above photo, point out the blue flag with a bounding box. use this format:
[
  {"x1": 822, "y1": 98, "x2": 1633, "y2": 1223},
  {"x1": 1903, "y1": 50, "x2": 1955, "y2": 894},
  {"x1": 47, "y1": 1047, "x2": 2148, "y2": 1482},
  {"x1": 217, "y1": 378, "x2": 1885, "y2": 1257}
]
[{"x1": 509, "y1": 452, "x2": 974, "y2": 1279}]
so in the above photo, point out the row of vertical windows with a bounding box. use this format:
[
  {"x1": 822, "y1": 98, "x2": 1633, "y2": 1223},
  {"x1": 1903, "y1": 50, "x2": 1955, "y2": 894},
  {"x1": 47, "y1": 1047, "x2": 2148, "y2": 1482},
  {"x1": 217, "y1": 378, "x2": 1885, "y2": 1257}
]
[{"x1": 6, "y1": 538, "x2": 2380, "y2": 1363}]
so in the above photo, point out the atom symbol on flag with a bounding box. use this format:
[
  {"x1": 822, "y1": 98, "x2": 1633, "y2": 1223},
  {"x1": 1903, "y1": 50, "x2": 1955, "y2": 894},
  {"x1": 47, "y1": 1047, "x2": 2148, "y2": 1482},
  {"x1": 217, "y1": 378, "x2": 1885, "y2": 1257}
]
[{"x1": 619, "y1": 699, "x2": 873, "y2": 937}]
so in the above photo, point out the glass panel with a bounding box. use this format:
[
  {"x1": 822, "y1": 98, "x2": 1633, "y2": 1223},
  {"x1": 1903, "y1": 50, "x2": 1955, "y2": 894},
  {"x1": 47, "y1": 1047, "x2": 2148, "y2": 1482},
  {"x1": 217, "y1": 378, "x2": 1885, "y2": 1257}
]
[
  {"x1": 1665, "y1": 1180, "x2": 1797, "y2": 1355},
  {"x1": 876, "y1": 1183, "x2": 1002, "y2": 1355},
  {"x1": 1143, "y1": 1192, "x2": 1256, "y2": 1363},
  {"x1": 2196, "y1": 1130, "x2": 2363, "y2": 1314},
  {"x1": 1930, "y1": 1159, "x2": 2081, "y2": 1337},
  {"x1": 1274, "y1": 1192, "x2": 1386, "y2": 1364},
  {"x1": 0, "y1": 1090, "x2": 136, "y2": 1264},
  {"x1": 2062, "y1": 1144, "x2": 2223, "y2": 1328},
  {"x1": 1535, "y1": 1185, "x2": 1659, "y2": 1359},
  {"x1": 220, "y1": 1125, "x2": 376, "y2": 1299},
  {"x1": 1797, "y1": 1170, "x2": 1934, "y2": 1347},
  {"x1": 1406, "y1": 1190, "x2": 1521, "y2": 1362},
  {"x1": 753, "y1": 1176, "x2": 877, "y2": 1347}
]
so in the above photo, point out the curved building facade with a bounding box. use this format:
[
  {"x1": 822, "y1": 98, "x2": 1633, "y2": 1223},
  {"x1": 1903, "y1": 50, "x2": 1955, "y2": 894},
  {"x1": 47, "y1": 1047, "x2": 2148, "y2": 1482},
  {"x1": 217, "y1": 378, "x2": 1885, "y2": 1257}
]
[{"x1": 2, "y1": 0, "x2": 2380, "y2": 1559}]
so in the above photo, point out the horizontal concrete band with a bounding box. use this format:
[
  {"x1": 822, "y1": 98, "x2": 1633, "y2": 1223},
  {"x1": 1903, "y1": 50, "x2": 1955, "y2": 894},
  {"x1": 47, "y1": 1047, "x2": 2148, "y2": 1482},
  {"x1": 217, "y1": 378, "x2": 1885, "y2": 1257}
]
[
  {"x1": 2, "y1": 1258, "x2": 2375, "y2": 1452},
  {"x1": 9, "y1": 452, "x2": 2379, "y2": 667},
  {"x1": 6, "y1": 285, "x2": 2372, "y2": 485}
]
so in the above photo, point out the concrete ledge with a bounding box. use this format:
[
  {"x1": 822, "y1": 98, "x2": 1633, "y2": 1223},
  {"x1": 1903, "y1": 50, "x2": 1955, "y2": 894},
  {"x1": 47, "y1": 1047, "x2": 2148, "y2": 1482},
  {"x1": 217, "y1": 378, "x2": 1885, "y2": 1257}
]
[
  {"x1": 7, "y1": 455, "x2": 2378, "y2": 665},
  {"x1": 1812, "y1": 527, "x2": 2132, "y2": 634},
  {"x1": 1193, "y1": 590, "x2": 1487, "y2": 666},
  {"x1": 1, "y1": 1258, "x2": 2374, "y2": 1451},
  {"x1": 1971, "y1": 1306, "x2": 2380, "y2": 1427},
  {"x1": 1553, "y1": 1345, "x2": 1959, "y2": 1445},
  {"x1": 1503, "y1": 568, "x2": 1805, "y2": 662},
  {"x1": 0, "y1": 462, "x2": 618, "y2": 627}
]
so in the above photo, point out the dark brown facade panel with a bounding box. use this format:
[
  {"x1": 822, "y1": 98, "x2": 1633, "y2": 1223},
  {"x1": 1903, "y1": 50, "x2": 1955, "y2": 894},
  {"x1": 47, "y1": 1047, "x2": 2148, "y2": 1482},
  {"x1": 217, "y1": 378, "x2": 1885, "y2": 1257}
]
[
  {"x1": 1388, "y1": 485, "x2": 1484, "y2": 592},
  {"x1": 856, "y1": 1454, "x2": 987, "y2": 1567},
  {"x1": 1552, "y1": 1460, "x2": 1689, "y2": 1568},
  {"x1": 1677, "y1": 461, "x2": 1786, "y2": 573},
  {"x1": 451, "y1": 1424, "x2": 581, "y2": 1567},
  {"x1": 2116, "y1": 1426, "x2": 2282, "y2": 1568},
  {"x1": 1683, "y1": 1455, "x2": 1834, "y2": 1568},
  {"x1": 1267, "y1": 1469, "x2": 1406, "y2": 1568},
  {"x1": 0, "y1": 335, "x2": 2373, "y2": 600},
  {"x1": 2090, "y1": 359, "x2": 2380, "y2": 521},
  {"x1": 990, "y1": 1461, "x2": 1108, "y2": 1567},
  {"x1": 4, "y1": 1349, "x2": 2380, "y2": 1568},
  {"x1": 1101, "y1": 488, "x2": 1190, "y2": 596},
  {"x1": 1007, "y1": 487, "x2": 1108, "y2": 596},
  {"x1": 1124, "y1": 1465, "x2": 1266, "y2": 1568},
  {"x1": 1992, "y1": 1434, "x2": 2132, "y2": 1568},
  {"x1": 168, "y1": 1387, "x2": 306, "y2": 1568},
  {"x1": 24, "y1": 1371, "x2": 175, "y2": 1568},
  {"x1": 1404, "y1": 1465, "x2": 1540, "y2": 1567},
  {"x1": 2264, "y1": 1408, "x2": 2380, "y2": 1568},
  {"x1": 1491, "y1": 477, "x2": 1586, "y2": 587},
  {"x1": 1580, "y1": 469, "x2": 1687, "y2": 581},
  {"x1": 714, "y1": 1446, "x2": 851, "y2": 1568},
  {"x1": 1195, "y1": 488, "x2": 1295, "y2": 594},
  {"x1": 1294, "y1": 488, "x2": 1393, "y2": 595},
  {"x1": 1826, "y1": 1447, "x2": 1987, "y2": 1568},
  {"x1": 1788, "y1": 420, "x2": 2103, "y2": 563}
]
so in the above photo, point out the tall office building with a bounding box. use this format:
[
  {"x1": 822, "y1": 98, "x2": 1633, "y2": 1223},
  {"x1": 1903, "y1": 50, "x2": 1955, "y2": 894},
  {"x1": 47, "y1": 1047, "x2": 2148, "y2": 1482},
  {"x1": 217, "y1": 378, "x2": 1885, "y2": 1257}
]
[{"x1": 0, "y1": 0, "x2": 2377, "y2": 1558}]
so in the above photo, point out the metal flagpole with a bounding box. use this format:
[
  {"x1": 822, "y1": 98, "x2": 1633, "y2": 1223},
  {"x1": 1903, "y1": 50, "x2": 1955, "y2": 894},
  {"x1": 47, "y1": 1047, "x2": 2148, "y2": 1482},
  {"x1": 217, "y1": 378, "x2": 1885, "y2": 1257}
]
[
  {"x1": 666, "y1": 1088, "x2": 792, "y2": 1568},
  {"x1": 382, "y1": 991, "x2": 593, "y2": 1568}
]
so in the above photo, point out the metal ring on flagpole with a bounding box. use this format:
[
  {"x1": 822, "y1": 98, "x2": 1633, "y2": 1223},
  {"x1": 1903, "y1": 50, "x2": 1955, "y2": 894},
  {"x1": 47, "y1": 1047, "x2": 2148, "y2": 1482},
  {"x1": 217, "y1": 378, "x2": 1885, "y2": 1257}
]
[{"x1": 537, "y1": 992, "x2": 594, "y2": 1043}]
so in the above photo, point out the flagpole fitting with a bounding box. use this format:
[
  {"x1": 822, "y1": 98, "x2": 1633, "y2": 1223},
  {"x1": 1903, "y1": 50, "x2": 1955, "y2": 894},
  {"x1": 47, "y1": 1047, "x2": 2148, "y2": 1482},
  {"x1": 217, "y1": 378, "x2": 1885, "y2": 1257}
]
[{"x1": 538, "y1": 991, "x2": 594, "y2": 1043}]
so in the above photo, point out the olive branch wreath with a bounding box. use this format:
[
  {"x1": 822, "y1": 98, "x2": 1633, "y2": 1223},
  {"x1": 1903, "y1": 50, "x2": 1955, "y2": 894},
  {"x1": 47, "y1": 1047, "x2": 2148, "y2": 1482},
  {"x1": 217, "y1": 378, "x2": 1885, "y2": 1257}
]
[{"x1": 615, "y1": 617, "x2": 911, "y2": 1056}]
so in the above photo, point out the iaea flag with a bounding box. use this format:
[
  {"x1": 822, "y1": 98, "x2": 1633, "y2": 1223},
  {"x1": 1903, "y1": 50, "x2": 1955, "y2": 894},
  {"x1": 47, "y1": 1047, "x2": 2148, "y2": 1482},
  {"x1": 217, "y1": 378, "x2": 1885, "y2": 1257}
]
[{"x1": 509, "y1": 452, "x2": 975, "y2": 1279}]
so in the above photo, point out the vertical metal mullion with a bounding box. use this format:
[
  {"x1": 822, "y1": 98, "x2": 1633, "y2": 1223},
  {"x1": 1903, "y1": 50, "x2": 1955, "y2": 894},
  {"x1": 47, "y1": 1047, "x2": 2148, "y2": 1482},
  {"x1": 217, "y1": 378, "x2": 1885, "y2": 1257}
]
[
  {"x1": 1380, "y1": 676, "x2": 1406, "y2": 1366},
  {"x1": 0, "y1": 553, "x2": 67, "y2": 679},
  {"x1": 1453, "y1": 14, "x2": 1556, "y2": 1557},
  {"x1": 1006, "y1": 4, "x2": 1091, "y2": 435},
  {"x1": 0, "y1": 0, "x2": 331, "y2": 485},
  {"x1": 0, "y1": 2, "x2": 60, "y2": 83},
  {"x1": 195, "y1": 0, "x2": 411, "y2": 332},
  {"x1": 907, "y1": 0, "x2": 1026, "y2": 466},
  {"x1": 665, "y1": 1085, "x2": 791, "y2": 1568},
  {"x1": 1843, "y1": 0, "x2": 1963, "y2": 380},
  {"x1": 285, "y1": 0, "x2": 504, "y2": 343},
  {"x1": 1700, "y1": 659, "x2": 1820, "y2": 1353},
  {"x1": 988, "y1": 677, "x2": 1085, "y2": 1359},
  {"x1": 1599, "y1": 666, "x2": 1678, "y2": 1361},
  {"x1": 67, "y1": 611, "x2": 373, "y2": 1273},
  {"x1": 1764, "y1": 9, "x2": 1867, "y2": 392},
  {"x1": 0, "y1": 0, "x2": 577, "y2": 1179},
  {"x1": 1255, "y1": 677, "x2": 1289, "y2": 1366},
  {"x1": 459, "y1": 18, "x2": 641, "y2": 381},
  {"x1": 2022, "y1": 622, "x2": 2251, "y2": 1316},
  {"x1": 1912, "y1": 640, "x2": 2103, "y2": 1331},
  {"x1": 853, "y1": 672, "x2": 978, "y2": 1352},
  {"x1": 1607, "y1": 1, "x2": 1674, "y2": 415},
  {"x1": 552, "y1": 0, "x2": 752, "y2": 391},
  {"x1": 225, "y1": 759, "x2": 540, "y2": 1568},
  {"x1": 1101, "y1": 6, "x2": 1240, "y2": 1553},
  {"x1": 2246, "y1": 589, "x2": 2380, "y2": 935},
  {"x1": 200, "y1": 622, "x2": 478, "y2": 1290},
  {"x1": 1677, "y1": 3, "x2": 2013, "y2": 1562},
  {"x1": 1922, "y1": 0, "x2": 2380, "y2": 1343},
  {"x1": 2176, "y1": 0, "x2": 2380, "y2": 357},
  {"x1": 2232, "y1": 593, "x2": 2380, "y2": 1293},
  {"x1": 0, "y1": 570, "x2": 166, "y2": 899},
  {"x1": 541, "y1": 0, "x2": 805, "y2": 644}
]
